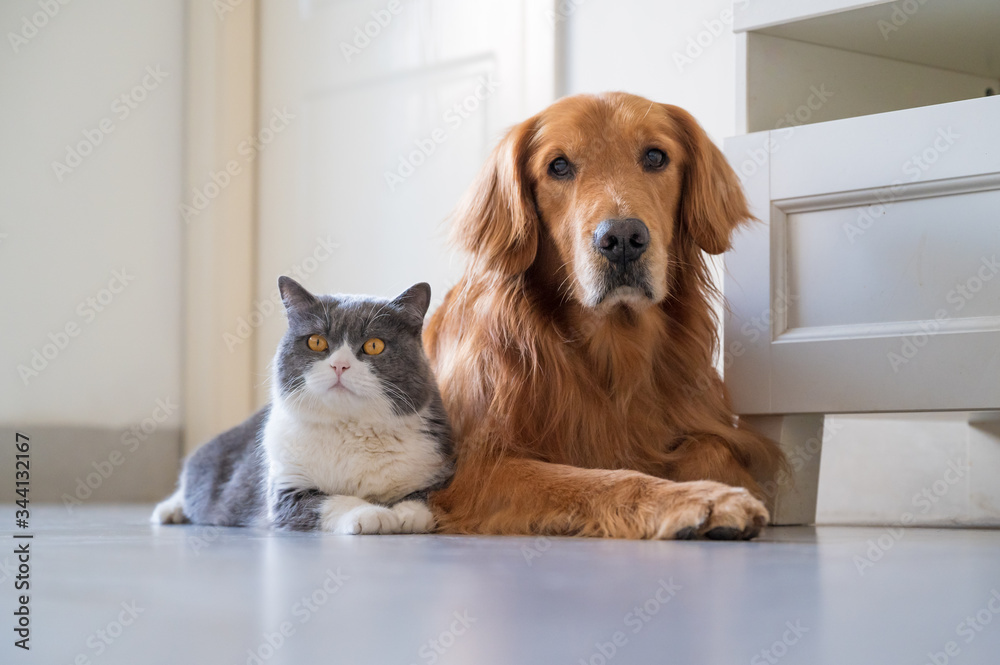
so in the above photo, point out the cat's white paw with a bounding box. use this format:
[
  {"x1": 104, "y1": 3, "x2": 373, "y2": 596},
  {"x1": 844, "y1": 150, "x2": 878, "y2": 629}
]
[
  {"x1": 320, "y1": 495, "x2": 367, "y2": 531},
  {"x1": 335, "y1": 505, "x2": 401, "y2": 535},
  {"x1": 392, "y1": 500, "x2": 435, "y2": 533},
  {"x1": 151, "y1": 490, "x2": 188, "y2": 524},
  {"x1": 320, "y1": 495, "x2": 400, "y2": 534}
]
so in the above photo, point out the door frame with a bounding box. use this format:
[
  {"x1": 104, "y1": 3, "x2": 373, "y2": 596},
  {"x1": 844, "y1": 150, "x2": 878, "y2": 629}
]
[{"x1": 182, "y1": 0, "x2": 259, "y2": 453}]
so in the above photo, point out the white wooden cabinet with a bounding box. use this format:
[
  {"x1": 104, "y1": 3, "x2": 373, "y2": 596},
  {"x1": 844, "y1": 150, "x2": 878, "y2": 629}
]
[{"x1": 724, "y1": 0, "x2": 1000, "y2": 524}]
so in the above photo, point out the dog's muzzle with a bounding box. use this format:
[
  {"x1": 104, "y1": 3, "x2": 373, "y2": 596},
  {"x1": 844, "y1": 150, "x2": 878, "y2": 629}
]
[
  {"x1": 592, "y1": 218, "x2": 654, "y2": 303},
  {"x1": 594, "y1": 218, "x2": 649, "y2": 265}
]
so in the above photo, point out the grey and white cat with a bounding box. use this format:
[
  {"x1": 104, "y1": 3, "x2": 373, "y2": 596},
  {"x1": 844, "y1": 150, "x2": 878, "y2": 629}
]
[{"x1": 152, "y1": 276, "x2": 453, "y2": 534}]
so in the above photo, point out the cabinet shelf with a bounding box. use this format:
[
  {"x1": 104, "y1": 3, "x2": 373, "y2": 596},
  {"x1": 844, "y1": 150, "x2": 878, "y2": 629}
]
[{"x1": 735, "y1": 0, "x2": 1000, "y2": 132}]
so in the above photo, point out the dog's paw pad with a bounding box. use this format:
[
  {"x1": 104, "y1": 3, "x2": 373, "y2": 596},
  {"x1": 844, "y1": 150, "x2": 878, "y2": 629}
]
[
  {"x1": 704, "y1": 526, "x2": 742, "y2": 541},
  {"x1": 673, "y1": 526, "x2": 698, "y2": 540}
]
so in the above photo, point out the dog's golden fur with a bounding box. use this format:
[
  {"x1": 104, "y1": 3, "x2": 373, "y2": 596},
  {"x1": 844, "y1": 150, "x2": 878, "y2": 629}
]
[{"x1": 425, "y1": 92, "x2": 783, "y2": 539}]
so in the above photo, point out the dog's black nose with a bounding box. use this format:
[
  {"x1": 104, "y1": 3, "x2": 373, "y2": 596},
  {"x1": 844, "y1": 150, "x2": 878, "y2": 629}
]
[{"x1": 594, "y1": 218, "x2": 649, "y2": 265}]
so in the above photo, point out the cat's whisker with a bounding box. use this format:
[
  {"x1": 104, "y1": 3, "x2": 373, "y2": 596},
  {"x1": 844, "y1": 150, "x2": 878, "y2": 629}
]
[{"x1": 380, "y1": 381, "x2": 419, "y2": 414}]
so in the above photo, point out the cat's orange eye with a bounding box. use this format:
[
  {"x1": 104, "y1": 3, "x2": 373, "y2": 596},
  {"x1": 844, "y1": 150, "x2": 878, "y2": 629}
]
[
  {"x1": 307, "y1": 335, "x2": 328, "y2": 352},
  {"x1": 363, "y1": 338, "x2": 385, "y2": 356}
]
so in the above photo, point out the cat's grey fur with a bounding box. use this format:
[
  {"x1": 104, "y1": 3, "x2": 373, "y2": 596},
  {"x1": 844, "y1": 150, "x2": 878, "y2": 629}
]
[{"x1": 152, "y1": 277, "x2": 453, "y2": 533}]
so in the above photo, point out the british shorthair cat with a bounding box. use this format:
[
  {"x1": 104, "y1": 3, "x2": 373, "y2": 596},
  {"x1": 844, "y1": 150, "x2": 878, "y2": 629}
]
[{"x1": 152, "y1": 276, "x2": 453, "y2": 534}]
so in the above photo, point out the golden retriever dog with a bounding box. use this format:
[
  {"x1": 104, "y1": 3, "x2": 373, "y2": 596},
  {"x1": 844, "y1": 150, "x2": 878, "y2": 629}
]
[{"x1": 425, "y1": 92, "x2": 783, "y2": 540}]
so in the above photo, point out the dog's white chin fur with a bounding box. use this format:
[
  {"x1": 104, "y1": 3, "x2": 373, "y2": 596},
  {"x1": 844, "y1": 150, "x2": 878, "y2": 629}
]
[
  {"x1": 573, "y1": 250, "x2": 666, "y2": 314},
  {"x1": 590, "y1": 286, "x2": 657, "y2": 313}
]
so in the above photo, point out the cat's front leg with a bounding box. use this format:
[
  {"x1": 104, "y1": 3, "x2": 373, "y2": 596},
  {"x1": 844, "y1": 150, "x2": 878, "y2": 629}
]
[
  {"x1": 320, "y1": 495, "x2": 402, "y2": 535},
  {"x1": 389, "y1": 491, "x2": 436, "y2": 533},
  {"x1": 269, "y1": 486, "x2": 328, "y2": 531}
]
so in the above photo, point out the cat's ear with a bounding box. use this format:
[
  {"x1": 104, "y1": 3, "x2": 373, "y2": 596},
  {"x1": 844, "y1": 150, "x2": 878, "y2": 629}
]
[
  {"x1": 278, "y1": 276, "x2": 318, "y2": 315},
  {"x1": 391, "y1": 282, "x2": 431, "y2": 326}
]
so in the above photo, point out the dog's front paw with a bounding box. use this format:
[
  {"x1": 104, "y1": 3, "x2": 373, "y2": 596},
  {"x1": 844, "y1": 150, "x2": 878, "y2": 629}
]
[
  {"x1": 391, "y1": 500, "x2": 435, "y2": 533},
  {"x1": 655, "y1": 481, "x2": 768, "y2": 541}
]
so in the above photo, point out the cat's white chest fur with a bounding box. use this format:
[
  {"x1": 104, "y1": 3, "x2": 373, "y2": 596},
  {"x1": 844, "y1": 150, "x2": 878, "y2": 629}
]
[{"x1": 263, "y1": 401, "x2": 444, "y2": 504}]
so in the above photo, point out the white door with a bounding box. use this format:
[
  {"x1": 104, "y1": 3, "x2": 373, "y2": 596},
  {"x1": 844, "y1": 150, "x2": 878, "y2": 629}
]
[{"x1": 253, "y1": 0, "x2": 555, "y2": 400}]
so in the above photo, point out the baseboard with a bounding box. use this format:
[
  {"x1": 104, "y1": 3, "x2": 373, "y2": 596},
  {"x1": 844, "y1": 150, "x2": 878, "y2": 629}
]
[{"x1": 1, "y1": 425, "x2": 182, "y2": 507}]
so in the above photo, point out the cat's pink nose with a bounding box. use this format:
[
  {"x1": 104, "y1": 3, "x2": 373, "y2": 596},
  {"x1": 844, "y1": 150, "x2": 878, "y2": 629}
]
[{"x1": 331, "y1": 362, "x2": 350, "y2": 377}]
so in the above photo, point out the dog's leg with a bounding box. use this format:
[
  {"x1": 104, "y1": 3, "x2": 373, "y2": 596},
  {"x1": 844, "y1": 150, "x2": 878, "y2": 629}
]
[
  {"x1": 666, "y1": 436, "x2": 767, "y2": 495},
  {"x1": 665, "y1": 426, "x2": 789, "y2": 509},
  {"x1": 430, "y1": 456, "x2": 768, "y2": 540}
]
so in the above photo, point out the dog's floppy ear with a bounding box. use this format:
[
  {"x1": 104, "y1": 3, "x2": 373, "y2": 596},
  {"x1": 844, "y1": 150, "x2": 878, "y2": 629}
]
[
  {"x1": 453, "y1": 116, "x2": 538, "y2": 275},
  {"x1": 663, "y1": 104, "x2": 752, "y2": 255}
]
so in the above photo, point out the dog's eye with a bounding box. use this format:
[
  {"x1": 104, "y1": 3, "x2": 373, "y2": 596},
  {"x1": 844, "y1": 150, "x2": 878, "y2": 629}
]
[
  {"x1": 643, "y1": 148, "x2": 668, "y2": 171},
  {"x1": 548, "y1": 157, "x2": 573, "y2": 179}
]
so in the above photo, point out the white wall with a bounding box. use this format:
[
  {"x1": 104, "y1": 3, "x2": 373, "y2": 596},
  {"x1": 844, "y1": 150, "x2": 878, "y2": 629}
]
[
  {"x1": 0, "y1": 0, "x2": 184, "y2": 428},
  {"x1": 819, "y1": 413, "x2": 1000, "y2": 526},
  {"x1": 0, "y1": 1, "x2": 184, "y2": 501},
  {"x1": 563, "y1": 0, "x2": 737, "y2": 143}
]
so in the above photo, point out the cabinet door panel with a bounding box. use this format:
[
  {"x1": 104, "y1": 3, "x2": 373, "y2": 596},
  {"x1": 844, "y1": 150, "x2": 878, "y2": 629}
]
[{"x1": 724, "y1": 96, "x2": 1000, "y2": 414}]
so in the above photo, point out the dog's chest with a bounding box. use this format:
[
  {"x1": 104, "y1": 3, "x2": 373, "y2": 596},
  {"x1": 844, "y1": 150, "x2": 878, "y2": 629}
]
[{"x1": 263, "y1": 406, "x2": 442, "y2": 503}]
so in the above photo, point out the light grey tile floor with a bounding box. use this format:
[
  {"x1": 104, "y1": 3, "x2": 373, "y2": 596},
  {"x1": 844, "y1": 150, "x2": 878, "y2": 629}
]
[{"x1": 4, "y1": 505, "x2": 1000, "y2": 665}]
